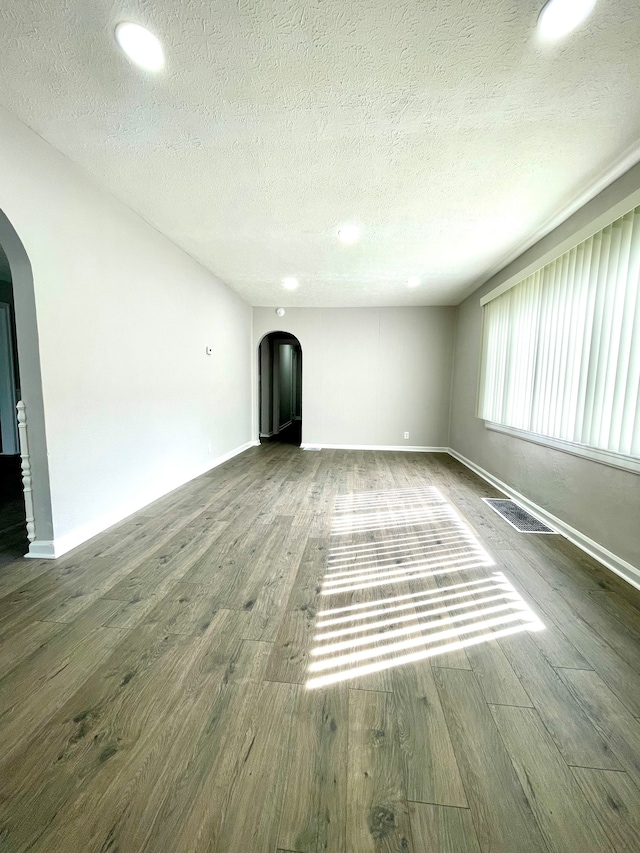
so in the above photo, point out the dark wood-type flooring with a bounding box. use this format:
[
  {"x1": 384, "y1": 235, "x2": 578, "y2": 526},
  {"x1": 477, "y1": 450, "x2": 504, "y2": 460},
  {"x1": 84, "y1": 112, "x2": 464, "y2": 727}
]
[{"x1": 1, "y1": 445, "x2": 640, "y2": 852}]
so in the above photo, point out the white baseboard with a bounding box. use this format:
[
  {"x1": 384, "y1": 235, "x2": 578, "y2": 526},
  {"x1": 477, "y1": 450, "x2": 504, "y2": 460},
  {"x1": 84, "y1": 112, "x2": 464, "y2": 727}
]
[
  {"x1": 25, "y1": 540, "x2": 58, "y2": 560},
  {"x1": 28, "y1": 438, "x2": 637, "y2": 593},
  {"x1": 448, "y1": 448, "x2": 640, "y2": 592},
  {"x1": 300, "y1": 444, "x2": 450, "y2": 452},
  {"x1": 24, "y1": 440, "x2": 259, "y2": 560}
]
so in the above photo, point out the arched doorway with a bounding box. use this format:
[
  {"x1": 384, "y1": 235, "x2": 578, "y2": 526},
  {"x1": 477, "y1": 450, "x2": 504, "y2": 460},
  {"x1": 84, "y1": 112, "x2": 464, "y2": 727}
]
[
  {"x1": 0, "y1": 241, "x2": 24, "y2": 559},
  {"x1": 0, "y1": 209, "x2": 53, "y2": 559},
  {"x1": 258, "y1": 332, "x2": 302, "y2": 446}
]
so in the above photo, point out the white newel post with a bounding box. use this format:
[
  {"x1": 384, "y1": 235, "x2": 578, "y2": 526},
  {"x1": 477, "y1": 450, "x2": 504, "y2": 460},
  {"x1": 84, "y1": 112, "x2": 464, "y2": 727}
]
[{"x1": 16, "y1": 400, "x2": 36, "y2": 543}]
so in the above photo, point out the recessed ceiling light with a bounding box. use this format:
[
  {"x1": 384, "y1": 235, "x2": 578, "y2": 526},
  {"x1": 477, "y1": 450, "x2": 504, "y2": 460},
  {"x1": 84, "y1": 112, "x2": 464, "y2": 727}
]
[
  {"x1": 407, "y1": 276, "x2": 421, "y2": 288},
  {"x1": 115, "y1": 22, "x2": 165, "y2": 71},
  {"x1": 282, "y1": 277, "x2": 299, "y2": 290},
  {"x1": 337, "y1": 224, "x2": 362, "y2": 245},
  {"x1": 537, "y1": 0, "x2": 596, "y2": 39}
]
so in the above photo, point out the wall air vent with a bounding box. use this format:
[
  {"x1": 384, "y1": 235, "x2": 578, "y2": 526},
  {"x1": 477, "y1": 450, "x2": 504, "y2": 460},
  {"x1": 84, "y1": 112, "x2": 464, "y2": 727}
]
[{"x1": 482, "y1": 498, "x2": 556, "y2": 534}]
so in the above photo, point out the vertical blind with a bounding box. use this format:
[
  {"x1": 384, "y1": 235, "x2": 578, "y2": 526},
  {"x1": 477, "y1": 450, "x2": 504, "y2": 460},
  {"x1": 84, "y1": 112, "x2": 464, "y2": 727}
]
[{"x1": 479, "y1": 205, "x2": 640, "y2": 460}]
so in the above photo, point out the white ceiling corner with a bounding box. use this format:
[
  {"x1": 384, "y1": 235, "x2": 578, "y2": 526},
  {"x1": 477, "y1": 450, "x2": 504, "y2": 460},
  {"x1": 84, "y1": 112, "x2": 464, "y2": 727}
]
[{"x1": 0, "y1": 0, "x2": 639, "y2": 307}]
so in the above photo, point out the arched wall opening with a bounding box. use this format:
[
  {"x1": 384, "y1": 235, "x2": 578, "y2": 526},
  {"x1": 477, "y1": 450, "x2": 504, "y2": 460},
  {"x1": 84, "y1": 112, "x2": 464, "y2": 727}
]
[
  {"x1": 258, "y1": 331, "x2": 302, "y2": 447},
  {"x1": 0, "y1": 208, "x2": 53, "y2": 557}
]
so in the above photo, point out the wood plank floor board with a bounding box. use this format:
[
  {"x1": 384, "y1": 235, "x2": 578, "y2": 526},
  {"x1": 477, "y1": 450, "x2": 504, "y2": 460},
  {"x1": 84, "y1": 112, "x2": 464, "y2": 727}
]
[
  {"x1": 1, "y1": 615, "x2": 264, "y2": 853},
  {"x1": 264, "y1": 606, "x2": 315, "y2": 684},
  {"x1": 0, "y1": 601, "x2": 128, "y2": 765},
  {"x1": 238, "y1": 520, "x2": 312, "y2": 642},
  {"x1": 0, "y1": 617, "x2": 69, "y2": 679},
  {"x1": 432, "y1": 488, "x2": 512, "y2": 552},
  {"x1": 588, "y1": 589, "x2": 640, "y2": 637},
  {"x1": 408, "y1": 802, "x2": 481, "y2": 853},
  {"x1": 97, "y1": 637, "x2": 274, "y2": 853},
  {"x1": 537, "y1": 532, "x2": 633, "y2": 597},
  {"x1": 347, "y1": 688, "x2": 413, "y2": 853},
  {"x1": 180, "y1": 511, "x2": 292, "y2": 599},
  {"x1": 0, "y1": 555, "x2": 53, "y2": 599},
  {"x1": 413, "y1": 560, "x2": 473, "y2": 672},
  {"x1": 70, "y1": 496, "x2": 212, "y2": 564},
  {"x1": 276, "y1": 536, "x2": 330, "y2": 607},
  {"x1": 556, "y1": 667, "x2": 640, "y2": 786},
  {"x1": 0, "y1": 569, "x2": 86, "y2": 637},
  {"x1": 0, "y1": 510, "x2": 230, "y2": 634},
  {"x1": 205, "y1": 678, "x2": 300, "y2": 853},
  {"x1": 330, "y1": 492, "x2": 477, "y2": 675},
  {"x1": 492, "y1": 553, "x2": 592, "y2": 669},
  {"x1": 0, "y1": 567, "x2": 79, "y2": 625},
  {"x1": 219, "y1": 514, "x2": 295, "y2": 610},
  {"x1": 498, "y1": 630, "x2": 620, "y2": 769},
  {"x1": 433, "y1": 565, "x2": 533, "y2": 704},
  {"x1": 464, "y1": 638, "x2": 534, "y2": 707},
  {"x1": 142, "y1": 580, "x2": 244, "y2": 635},
  {"x1": 170, "y1": 514, "x2": 265, "y2": 590},
  {"x1": 510, "y1": 533, "x2": 613, "y2": 594},
  {"x1": 313, "y1": 480, "x2": 433, "y2": 693},
  {"x1": 531, "y1": 571, "x2": 640, "y2": 675},
  {"x1": 100, "y1": 592, "x2": 167, "y2": 630},
  {"x1": 311, "y1": 560, "x2": 425, "y2": 692},
  {"x1": 37, "y1": 556, "x2": 145, "y2": 625},
  {"x1": 527, "y1": 629, "x2": 594, "y2": 671},
  {"x1": 0, "y1": 623, "x2": 196, "y2": 851},
  {"x1": 100, "y1": 519, "x2": 230, "y2": 602},
  {"x1": 311, "y1": 583, "x2": 402, "y2": 694},
  {"x1": 278, "y1": 685, "x2": 348, "y2": 853},
  {"x1": 405, "y1": 497, "x2": 492, "y2": 672},
  {"x1": 1, "y1": 445, "x2": 640, "y2": 853},
  {"x1": 500, "y1": 550, "x2": 640, "y2": 715},
  {"x1": 489, "y1": 703, "x2": 615, "y2": 853},
  {"x1": 265, "y1": 538, "x2": 329, "y2": 684},
  {"x1": 0, "y1": 597, "x2": 125, "y2": 705},
  {"x1": 432, "y1": 666, "x2": 550, "y2": 853},
  {"x1": 392, "y1": 661, "x2": 468, "y2": 807},
  {"x1": 571, "y1": 768, "x2": 640, "y2": 853}
]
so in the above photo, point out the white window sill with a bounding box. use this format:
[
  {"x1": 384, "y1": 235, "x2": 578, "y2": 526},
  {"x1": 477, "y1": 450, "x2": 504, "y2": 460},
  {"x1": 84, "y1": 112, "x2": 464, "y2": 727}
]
[{"x1": 484, "y1": 422, "x2": 640, "y2": 476}]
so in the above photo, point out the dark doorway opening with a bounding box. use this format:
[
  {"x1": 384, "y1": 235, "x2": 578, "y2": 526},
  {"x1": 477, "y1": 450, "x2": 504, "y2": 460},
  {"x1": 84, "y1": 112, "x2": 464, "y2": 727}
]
[
  {"x1": 258, "y1": 332, "x2": 302, "y2": 446},
  {"x1": 0, "y1": 240, "x2": 27, "y2": 564}
]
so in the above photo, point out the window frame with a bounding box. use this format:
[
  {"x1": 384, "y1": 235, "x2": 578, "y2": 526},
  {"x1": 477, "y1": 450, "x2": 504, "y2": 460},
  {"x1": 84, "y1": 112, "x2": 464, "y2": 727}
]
[
  {"x1": 476, "y1": 200, "x2": 640, "y2": 476},
  {"x1": 484, "y1": 421, "x2": 640, "y2": 475}
]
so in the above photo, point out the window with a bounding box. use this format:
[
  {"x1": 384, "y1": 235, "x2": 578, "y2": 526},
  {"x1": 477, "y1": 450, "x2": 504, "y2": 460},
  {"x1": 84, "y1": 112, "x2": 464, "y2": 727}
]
[{"x1": 478, "y1": 205, "x2": 640, "y2": 467}]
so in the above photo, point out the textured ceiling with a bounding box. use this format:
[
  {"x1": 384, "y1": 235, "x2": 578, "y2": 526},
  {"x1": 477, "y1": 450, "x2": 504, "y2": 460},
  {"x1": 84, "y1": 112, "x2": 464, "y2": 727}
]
[{"x1": 1, "y1": 1, "x2": 640, "y2": 306}]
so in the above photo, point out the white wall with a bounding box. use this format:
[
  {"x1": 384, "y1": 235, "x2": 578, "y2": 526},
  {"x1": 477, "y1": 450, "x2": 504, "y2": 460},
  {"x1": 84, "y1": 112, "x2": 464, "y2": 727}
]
[
  {"x1": 450, "y1": 160, "x2": 640, "y2": 576},
  {"x1": 254, "y1": 307, "x2": 456, "y2": 448},
  {"x1": 0, "y1": 107, "x2": 253, "y2": 557}
]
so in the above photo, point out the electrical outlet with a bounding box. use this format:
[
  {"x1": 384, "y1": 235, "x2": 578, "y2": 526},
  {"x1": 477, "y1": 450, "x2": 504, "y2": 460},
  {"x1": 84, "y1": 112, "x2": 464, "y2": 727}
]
[
  {"x1": 208, "y1": 442, "x2": 212, "y2": 454},
  {"x1": 404, "y1": 432, "x2": 409, "y2": 439}
]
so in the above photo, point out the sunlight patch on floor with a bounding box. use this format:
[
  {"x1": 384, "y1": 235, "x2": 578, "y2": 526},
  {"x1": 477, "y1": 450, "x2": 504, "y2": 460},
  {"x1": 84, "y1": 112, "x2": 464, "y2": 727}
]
[{"x1": 306, "y1": 486, "x2": 544, "y2": 689}]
